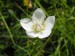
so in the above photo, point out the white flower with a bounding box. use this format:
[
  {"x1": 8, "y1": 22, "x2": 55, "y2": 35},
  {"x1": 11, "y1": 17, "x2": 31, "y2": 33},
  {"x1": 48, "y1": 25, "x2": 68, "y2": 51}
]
[{"x1": 20, "y1": 8, "x2": 55, "y2": 39}]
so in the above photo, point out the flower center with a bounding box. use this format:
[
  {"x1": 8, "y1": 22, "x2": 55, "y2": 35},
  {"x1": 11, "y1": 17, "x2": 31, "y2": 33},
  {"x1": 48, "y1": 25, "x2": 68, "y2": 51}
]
[{"x1": 32, "y1": 20, "x2": 45, "y2": 33}]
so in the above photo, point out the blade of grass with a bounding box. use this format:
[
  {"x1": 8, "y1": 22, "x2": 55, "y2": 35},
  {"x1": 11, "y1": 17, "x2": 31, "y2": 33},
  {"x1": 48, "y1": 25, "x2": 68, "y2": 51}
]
[
  {"x1": 0, "y1": 12, "x2": 15, "y2": 46},
  {"x1": 0, "y1": 12, "x2": 29, "y2": 53},
  {"x1": 8, "y1": 9, "x2": 20, "y2": 22}
]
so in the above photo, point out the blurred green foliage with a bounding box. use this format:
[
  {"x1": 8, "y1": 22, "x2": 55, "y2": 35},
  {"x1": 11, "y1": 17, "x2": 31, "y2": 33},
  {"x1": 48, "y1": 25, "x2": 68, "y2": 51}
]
[{"x1": 0, "y1": 0, "x2": 75, "y2": 56}]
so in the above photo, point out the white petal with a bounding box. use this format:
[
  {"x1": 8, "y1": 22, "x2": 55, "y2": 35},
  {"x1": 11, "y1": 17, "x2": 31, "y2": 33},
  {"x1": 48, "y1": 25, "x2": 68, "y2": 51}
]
[
  {"x1": 20, "y1": 18, "x2": 33, "y2": 31},
  {"x1": 26, "y1": 31, "x2": 38, "y2": 38},
  {"x1": 45, "y1": 16, "x2": 55, "y2": 30},
  {"x1": 38, "y1": 25, "x2": 52, "y2": 39},
  {"x1": 38, "y1": 16, "x2": 55, "y2": 39},
  {"x1": 32, "y1": 8, "x2": 46, "y2": 23}
]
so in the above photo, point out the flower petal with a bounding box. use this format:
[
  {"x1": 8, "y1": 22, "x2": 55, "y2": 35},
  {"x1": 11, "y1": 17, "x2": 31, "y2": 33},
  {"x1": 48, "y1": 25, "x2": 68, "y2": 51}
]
[
  {"x1": 45, "y1": 16, "x2": 55, "y2": 30},
  {"x1": 32, "y1": 8, "x2": 46, "y2": 23},
  {"x1": 38, "y1": 25, "x2": 51, "y2": 39},
  {"x1": 26, "y1": 31, "x2": 38, "y2": 38},
  {"x1": 38, "y1": 16, "x2": 55, "y2": 39},
  {"x1": 20, "y1": 18, "x2": 33, "y2": 31}
]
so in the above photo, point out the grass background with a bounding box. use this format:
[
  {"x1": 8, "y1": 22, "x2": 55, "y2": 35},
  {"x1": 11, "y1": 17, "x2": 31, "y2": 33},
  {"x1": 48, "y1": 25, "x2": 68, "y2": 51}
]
[{"x1": 0, "y1": 0, "x2": 75, "y2": 56}]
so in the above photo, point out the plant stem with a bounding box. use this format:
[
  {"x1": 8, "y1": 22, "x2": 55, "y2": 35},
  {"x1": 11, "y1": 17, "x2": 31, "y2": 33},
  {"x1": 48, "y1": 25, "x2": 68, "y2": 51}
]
[{"x1": 0, "y1": 12, "x2": 15, "y2": 46}]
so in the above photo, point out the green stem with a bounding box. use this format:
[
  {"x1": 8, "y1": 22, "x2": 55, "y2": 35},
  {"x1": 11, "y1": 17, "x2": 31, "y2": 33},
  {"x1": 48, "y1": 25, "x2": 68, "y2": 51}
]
[
  {"x1": 0, "y1": 12, "x2": 15, "y2": 46},
  {"x1": 0, "y1": 12, "x2": 29, "y2": 53},
  {"x1": 14, "y1": 2, "x2": 31, "y2": 18}
]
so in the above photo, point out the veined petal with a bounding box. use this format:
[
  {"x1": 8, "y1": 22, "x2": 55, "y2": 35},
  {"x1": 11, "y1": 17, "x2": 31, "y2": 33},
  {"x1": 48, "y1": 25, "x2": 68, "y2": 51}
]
[
  {"x1": 26, "y1": 31, "x2": 38, "y2": 38},
  {"x1": 45, "y1": 16, "x2": 55, "y2": 30},
  {"x1": 38, "y1": 16, "x2": 55, "y2": 39},
  {"x1": 20, "y1": 18, "x2": 33, "y2": 31},
  {"x1": 32, "y1": 8, "x2": 46, "y2": 23},
  {"x1": 38, "y1": 25, "x2": 51, "y2": 39}
]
